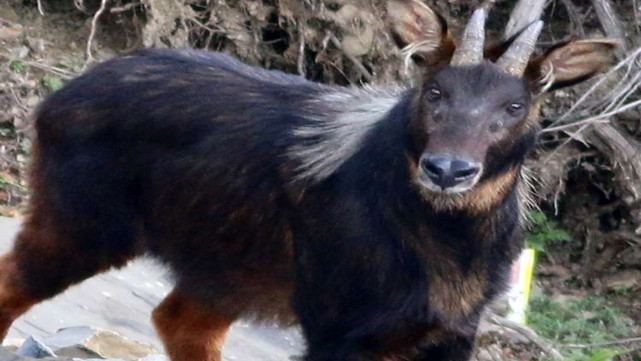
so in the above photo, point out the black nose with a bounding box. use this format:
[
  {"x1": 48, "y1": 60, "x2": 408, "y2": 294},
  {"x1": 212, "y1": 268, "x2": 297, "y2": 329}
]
[{"x1": 420, "y1": 156, "x2": 480, "y2": 189}]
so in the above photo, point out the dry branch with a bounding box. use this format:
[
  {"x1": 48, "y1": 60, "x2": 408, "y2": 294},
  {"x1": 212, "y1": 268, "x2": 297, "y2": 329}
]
[
  {"x1": 570, "y1": 1, "x2": 641, "y2": 233},
  {"x1": 0, "y1": 53, "x2": 75, "y2": 79},
  {"x1": 591, "y1": 0, "x2": 627, "y2": 53},
  {"x1": 36, "y1": 0, "x2": 45, "y2": 15},
  {"x1": 540, "y1": 38, "x2": 641, "y2": 234},
  {"x1": 110, "y1": 2, "x2": 142, "y2": 13},
  {"x1": 486, "y1": 312, "x2": 564, "y2": 360},
  {"x1": 562, "y1": 336, "x2": 641, "y2": 349},
  {"x1": 85, "y1": 0, "x2": 110, "y2": 67},
  {"x1": 589, "y1": 124, "x2": 641, "y2": 234},
  {"x1": 559, "y1": 0, "x2": 585, "y2": 36},
  {"x1": 298, "y1": 24, "x2": 306, "y2": 77}
]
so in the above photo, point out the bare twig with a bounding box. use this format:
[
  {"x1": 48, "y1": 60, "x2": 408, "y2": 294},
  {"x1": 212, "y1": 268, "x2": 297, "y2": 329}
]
[
  {"x1": 541, "y1": 44, "x2": 641, "y2": 169},
  {"x1": 558, "y1": 0, "x2": 584, "y2": 36},
  {"x1": 185, "y1": 18, "x2": 226, "y2": 34},
  {"x1": 74, "y1": 0, "x2": 87, "y2": 13},
  {"x1": 541, "y1": 118, "x2": 610, "y2": 133},
  {"x1": 555, "y1": 48, "x2": 641, "y2": 126},
  {"x1": 298, "y1": 25, "x2": 306, "y2": 77},
  {"x1": 486, "y1": 312, "x2": 564, "y2": 360},
  {"x1": 0, "y1": 53, "x2": 75, "y2": 79},
  {"x1": 329, "y1": 34, "x2": 373, "y2": 82},
  {"x1": 634, "y1": 0, "x2": 641, "y2": 32},
  {"x1": 563, "y1": 337, "x2": 641, "y2": 349},
  {"x1": 608, "y1": 230, "x2": 641, "y2": 246},
  {"x1": 85, "y1": 0, "x2": 110, "y2": 67},
  {"x1": 591, "y1": 0, "x2": 627, "y2": 53},
  {"x1": 36, "y1": 0, "x2": 45, "y2": 15},
  {"x1": 583, "y1": 99, "x2": 641, "y2": 127},
  {"x1": 590, "y1": 123, "x2": 641, "y2": 234},
  {"x1": 110, "y1": 2, "x2": 142, "y2": 13}
]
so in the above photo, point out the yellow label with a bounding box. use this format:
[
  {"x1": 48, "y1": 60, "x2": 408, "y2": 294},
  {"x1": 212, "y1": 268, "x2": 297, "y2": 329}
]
[{"x1": 505, "y1": 249, "x2": 536, "y2": 324}]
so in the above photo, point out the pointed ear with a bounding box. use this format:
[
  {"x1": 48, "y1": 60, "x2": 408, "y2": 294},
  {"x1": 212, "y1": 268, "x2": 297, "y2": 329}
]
[
  {"x1": 526, "y1": 39, "x2": 620, "y2": 92},
  {"x1": 386, "y1": 0, "x2": 456, "y2": 68}
]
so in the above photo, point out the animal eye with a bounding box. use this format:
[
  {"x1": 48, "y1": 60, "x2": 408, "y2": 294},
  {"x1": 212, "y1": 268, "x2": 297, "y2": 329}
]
[
  {"x1": 506, "y1": 102, "x2": 525, "y2": 116},
  {"x1": 426, "y1": 87, "x2": 442, "y2": 102}
]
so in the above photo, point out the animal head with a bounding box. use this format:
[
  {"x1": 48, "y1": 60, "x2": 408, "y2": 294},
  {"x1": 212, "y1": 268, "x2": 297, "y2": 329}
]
[{"x1": 387, "y1": 0, "x2": 618, "y2": 209}]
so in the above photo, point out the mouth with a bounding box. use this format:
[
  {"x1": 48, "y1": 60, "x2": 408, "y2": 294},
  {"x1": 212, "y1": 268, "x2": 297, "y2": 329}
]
[{"x1": 416, "y1": 172, "x2": 481, "y2": 194}]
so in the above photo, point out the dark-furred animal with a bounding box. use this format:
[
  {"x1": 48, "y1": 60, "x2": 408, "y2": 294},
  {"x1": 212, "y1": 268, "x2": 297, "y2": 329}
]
[{"x1": 0, "y1": 1, "x2": 617, "y2": 360}]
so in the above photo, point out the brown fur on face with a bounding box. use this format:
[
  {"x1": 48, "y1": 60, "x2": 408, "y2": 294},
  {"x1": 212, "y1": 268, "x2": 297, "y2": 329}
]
[{"x1": 408, "y1": 152, "x2": 520, "y2": 214}]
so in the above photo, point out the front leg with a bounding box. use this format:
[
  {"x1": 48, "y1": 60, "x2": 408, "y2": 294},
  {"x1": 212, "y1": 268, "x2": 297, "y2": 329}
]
[{"x1": 293, "y1": 261, "x2": 431, "y2": 361}]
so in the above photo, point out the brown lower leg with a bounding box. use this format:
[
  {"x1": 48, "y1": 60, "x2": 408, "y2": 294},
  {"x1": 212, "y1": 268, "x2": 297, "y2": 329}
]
[
  {"x1": 0, "y1": 252, "x2": 39, "y2": 341},
  {"x1": 0, "y1": 219, "x2": 134, "y2": 342},
  {"x1": 153, "y1": 290, "x2": 235, "y2": 361}
]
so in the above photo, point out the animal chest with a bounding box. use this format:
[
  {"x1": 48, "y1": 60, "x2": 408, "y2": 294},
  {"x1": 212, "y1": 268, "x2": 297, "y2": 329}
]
[
  {"x1": 427, "y1": 261, "x2": 488, "y2": 328},
  {"x1": 412, "y1": 222, "x2": 499, "y2": 332}
]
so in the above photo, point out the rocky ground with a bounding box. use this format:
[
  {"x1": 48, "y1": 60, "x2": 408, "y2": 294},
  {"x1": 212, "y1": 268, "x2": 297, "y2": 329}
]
[{"x1": 0, "y1": 216, "x2": 305, "y2": 361}]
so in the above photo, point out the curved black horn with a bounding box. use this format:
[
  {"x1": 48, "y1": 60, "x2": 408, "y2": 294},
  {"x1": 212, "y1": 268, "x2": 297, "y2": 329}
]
[{"x1": 450, "y1": 9, "x2": 486, "y2": 66}]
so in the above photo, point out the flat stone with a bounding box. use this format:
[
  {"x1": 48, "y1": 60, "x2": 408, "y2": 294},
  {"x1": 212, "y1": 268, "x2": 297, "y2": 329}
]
[
  {"x1": 0, "y1": 345, "x2": 67, "y2": 360},
  {"x1": 43, "y1": 327, "x2": 158, "y2": 361},
  {"x1": 476, "y1": 348, "x2": 494, "y2": 361},
  {"x1": 26, "y1": 37, "x2": 46, "y2": 53},
  {"x1": 8, "y1": 46, "x2": 29, "y2": 59},
  {"x1": 16, "y1": 336, "x2": 56, "y2": 358},
  {"x1": 0, "y1": 346, "x2": 30, "y2": 361},
  {"x1": 26, "y1": 96, "x2": 40, "y2": 108}
]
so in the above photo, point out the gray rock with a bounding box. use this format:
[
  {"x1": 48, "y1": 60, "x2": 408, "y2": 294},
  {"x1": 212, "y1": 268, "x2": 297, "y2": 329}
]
[
  {"x1": 26, "y1": 37, "x2": 46, "y2": 53},
  {"x1": 26, "y1": 96, "x2": 40, "y2": 108},
  {"x1": 43, "y1": 327, "x2": 158, "y2": 361},
  {"x1": 0, "y1": 346, "x2": 32, "y2": 361},
  {"x1": 8, "y1": 46, "x2": 29, "y2": 59},
  {"x1": 2, "y1": 338, "x2": 25, "y2": 352},
  {"x1": 16, "y1": 336, "x2": 57, "y2": 358},
  {"x1": 476, "y1": 348, "x2": 494, "y2": 361}
]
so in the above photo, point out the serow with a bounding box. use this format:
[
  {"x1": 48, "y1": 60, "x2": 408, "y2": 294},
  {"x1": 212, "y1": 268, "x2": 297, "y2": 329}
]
[{"x1": 0, "y1": 0, "x2": 617, "y2": 360}]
